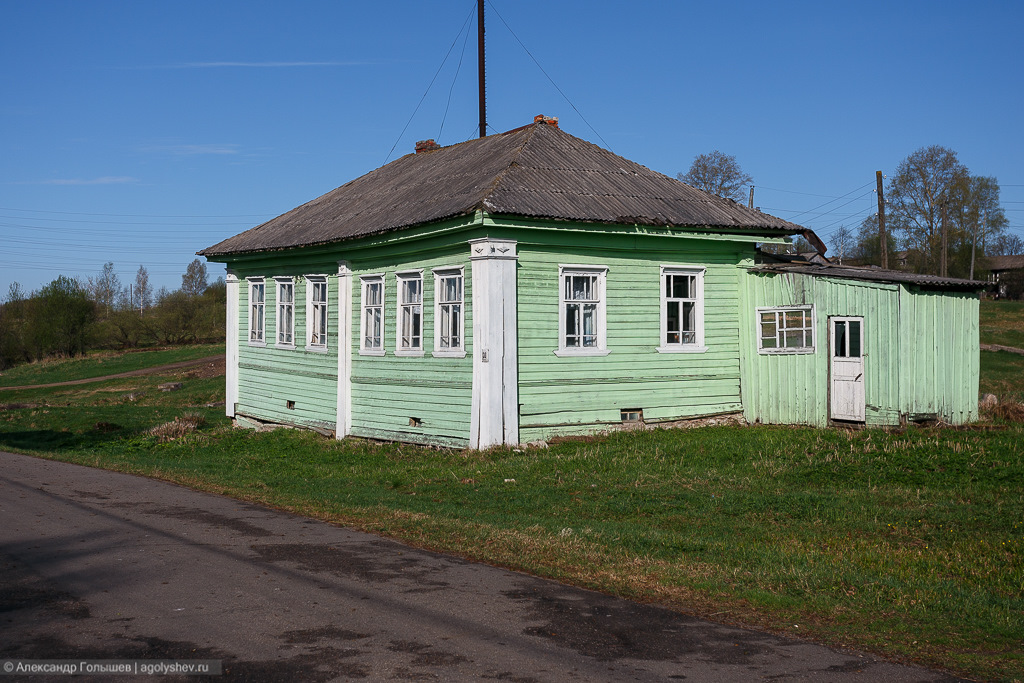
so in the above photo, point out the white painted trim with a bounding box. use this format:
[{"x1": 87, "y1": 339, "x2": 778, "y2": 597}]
[
  {"x1": 659, "y1": 265, "x2": 706, "y2": 352},
  {"x1": 274, "y1": 277, "x2": 296, "y2": 348},
  {"x1": 225, "y1": 271, "x2": 240, "y2": 418},
  {"x1": 336, "y1": 262, "x2": 353, "y2": 439},
  {"x1": 246, "y1": 277, "x2": 266, "y2": 347},
  {"x1": 395, "y1": 271, "x2": 424, "y2": 354},
  {"x1": 305, "y1": 275, "x2": 329, "y2": 352},
  {"x1": 432, "y1": 266, "x2": 466, "y2": 356},
  {"x1": 469, "y1": 238, "x2": 519, "y2": 449},
  {"x1": 556, "y1": 265, "x2": 608, "y2": 355},
  {"x1": 358, "y1": 273, "x2": 386, "y2": 354},
  {"x1": 755, "y1": 305, "x2": 817, "y2": 354}
]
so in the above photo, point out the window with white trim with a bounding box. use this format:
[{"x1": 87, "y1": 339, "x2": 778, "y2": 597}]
[
  {"x1": 307, "y1": 276, "x2": 328, "y2": 350},
  {"x1": 276, "y1": 278, "x2": 295, "y2": 347},
  {"x1": 433, "y1": 268, "x2": 464, "y2": 357},
  {"x1": 556, "y1": 266, "x2": 608, "y2": 356},
  {"x1": 659, "y1": 267, "x2": 705, "y2": 352},
  {"x1": 758, "y1": 306, "x2": 815, "y2": 353},
  {"x1": 396, "y1": 272, "x2": 423, "y2": 355},
  {"x1": 248, "y1": 278, "x2": 265, "y2": 345},
  {"x1": 360, "y1": 275, "x2": 384, "y2": 354}
]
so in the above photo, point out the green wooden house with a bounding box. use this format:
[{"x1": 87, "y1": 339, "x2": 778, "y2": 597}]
[{"x1": 199, "y1": 116, "x2": 983, "y2": 448}]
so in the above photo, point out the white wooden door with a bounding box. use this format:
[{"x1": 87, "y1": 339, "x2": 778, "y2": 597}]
[{"x1": 830, "y1": 317, "x2": 865, "y2": 422}]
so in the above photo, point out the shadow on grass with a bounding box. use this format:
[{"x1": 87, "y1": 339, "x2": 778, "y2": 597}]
[{"x1": 0, "y1": 427, "x2": 143, "y2": 454}]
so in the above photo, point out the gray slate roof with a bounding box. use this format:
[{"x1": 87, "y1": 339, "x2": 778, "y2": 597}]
[
  {"x1": 982, "y1": 255, "x2": 1024, "y2": 272},
  {"x1": 200, "y1": 121, "x2": 804, "y2": 257},
  {"x1": 751, "y1": 263, "x2": 986, "y2": 290}
]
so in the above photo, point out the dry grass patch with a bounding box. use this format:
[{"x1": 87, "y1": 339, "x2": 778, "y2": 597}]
[{"x1": 148, "y1": 412, "x2": 207, "y2": 442}]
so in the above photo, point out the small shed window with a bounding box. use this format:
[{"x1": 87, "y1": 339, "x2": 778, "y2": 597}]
[
  {"x1": 396, "y1": 272, "x2": 424, "y2": 356},
  {"x1": 276, "y1": 278, "x2": 295, "y2": 348},
  {"x1": 307, "y1": 276, "x2": 328, "y2": 350},
  {"x1": 360, "y1": 275, "x2": 385, "y2": 355},
  {"x1": 757, "y1": 306, "x2": 815, "y2": 354},
  {"x1": 658, "y1": 266, "x2": 706, "y2": 353},
  {"x1": 248, "y1": 278, "x2": 265, "y2": 346},
  {"x1": 433, "y1": 267, "x2": 465, "y2": 357},
  {"x1": 555, "y1": 265, "x2": 609, "y2": 357}
]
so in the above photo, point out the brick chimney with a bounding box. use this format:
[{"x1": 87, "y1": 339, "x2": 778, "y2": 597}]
[
  {"x1": 415, "y1": 139, "x2": 441, "y2": 154},
  {"x1": 533, "y1": 114, "x2": 559, "y2": 128}
]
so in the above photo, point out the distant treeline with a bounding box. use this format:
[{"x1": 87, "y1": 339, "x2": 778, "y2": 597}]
[{"x1": 0, "y1": 259, "x2": 225, "y2": 371}]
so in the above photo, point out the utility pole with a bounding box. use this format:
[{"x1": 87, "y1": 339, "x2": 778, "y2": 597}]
[
  {"x1": 748, "y1": 185, "x2": 754, "y2": 209},
  {"x1": 477, "y1": 0, "x2": 486, "y2": 139},
  {"x1": 876, "y1": 171, "x2": 888, "y2": 269}
]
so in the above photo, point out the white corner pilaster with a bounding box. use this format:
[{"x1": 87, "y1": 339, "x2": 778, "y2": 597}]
[
  {"x1": 469, "y1": 238, "x2": 519, "y2": 449},
  {"x1": 225, "y1": 270, "x2": 240, "y2": 418},
  {"x1": 336, "y1": 261, "x2": 353, "y2": 439}
]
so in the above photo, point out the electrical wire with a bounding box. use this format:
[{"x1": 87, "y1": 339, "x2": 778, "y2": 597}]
[
  {"x1": 382, "y1": 1, "x2": 477, "y2": 165},
  {"x1": 438, "y1": 9, "x2": 474, "y2": 142},
  {"x1": 485, "y1": 0, "x2": 611, "y2": 150}
]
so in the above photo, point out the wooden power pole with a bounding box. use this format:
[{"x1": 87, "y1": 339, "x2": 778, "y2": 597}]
[
  {"x1": 748, "y1": 185, "x2": 754, "y2": 209},
  {"x1": 477, "y1": 0, "x2": 486, "y2": 139},
  {"x1": 876, "y1": 171, "x2": 888, "y2": 269}
]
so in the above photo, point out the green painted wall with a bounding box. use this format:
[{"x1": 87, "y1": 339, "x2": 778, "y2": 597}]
[
  {"x1": 514, "y1": 231, "x2": 750, "y2": 442},
  {"x1": 235, "y1": 257, "x2": 340, "y2": 431},
  {"x1": 739, "y1": 271, "x2": 979, "y2": 427},
  {"x1": 346, "y1": 249, "x2": 474, "y2": 449}
]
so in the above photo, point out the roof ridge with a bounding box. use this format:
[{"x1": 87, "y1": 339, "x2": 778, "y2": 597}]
[{"x1": 474, "y1": 123, "x2": 541, "y2": 211}]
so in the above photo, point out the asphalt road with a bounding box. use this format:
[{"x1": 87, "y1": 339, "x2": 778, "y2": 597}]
[{"x1": 0, "y1": 451, "x2": 964, "y2": 682}]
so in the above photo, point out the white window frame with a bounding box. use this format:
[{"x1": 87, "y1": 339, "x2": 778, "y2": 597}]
[
  {"x1": 395, "y1": 270, "x2": 424, "y2": 357},
  {"x1": 433, "y1": 266, "x2": 466, "y2": 358},
  {"x1": 757, "y1": 305, "x2": 816, "y2": 354},
  {"x1": 657, "y1": 266, "x2": 707, "y2": 353},
  {"x1": 359, "y1": 274, "x2": 385, "y2": 356},
  {"x1": 305, "y1": 275, "x2": 329, "y2": 353},
  {"x1": 554, "y1": 265, "x2": 610, "y2": 357},
  {"x1": 247, "y1": 277, "x2": 265, "y2": 347},
  {"x1": 275, "y1": 277, "x2": 295, "y2": 349}
]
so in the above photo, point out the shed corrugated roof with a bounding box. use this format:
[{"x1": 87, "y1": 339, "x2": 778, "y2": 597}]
[
  {"x1": 750, "y1": 263, "x2": 986, "y2": 290},
  {"x1": 200, "y1": 122, "x2": 804, "y2": 257}
]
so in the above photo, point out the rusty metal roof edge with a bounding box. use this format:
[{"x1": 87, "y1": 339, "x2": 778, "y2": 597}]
[{"x1": 749, "y1": 263, "x2": 988, "y2": 289}]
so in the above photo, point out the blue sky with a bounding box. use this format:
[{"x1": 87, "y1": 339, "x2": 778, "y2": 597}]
[{"x1": 3, "y1": 0, "x2": 1023, "y2": 295}]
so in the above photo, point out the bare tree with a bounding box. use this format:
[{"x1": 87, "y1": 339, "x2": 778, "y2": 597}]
[
  {"x1": 134, "y1": 265, "x2": 153, "y2": 313},
  {"x1": 678, "y1": 151, "x2": 753, "y2": 203},
  {"x1": 88, "y1": 262, "x2": 121, "y2": 317},
  {"x1": 887, "y1": 146, "x2": 968, "y2": 275},
  {"x1": 831, "y1": 225, "x2": 854, "y2": 265},
  {"x1": 181, "y1": 259, "x2": 209, "y2": 297}
]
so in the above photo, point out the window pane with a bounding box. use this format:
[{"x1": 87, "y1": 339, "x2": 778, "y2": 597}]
[
  {"x1": 784, "y1": 329, "x2": 804, "y2": 348},
  {"x1": 784, "y1": 310, "x2": 805, "y2": 329},
  {"x1": 666, "y1": 301, "x2": 680, "y2": 344},
  {"x1": 834, "y1": 321, "x2": 847, "y2": 357},
  {"x1": 849, "y1": 320, "x2": 862, "y2": 357}
]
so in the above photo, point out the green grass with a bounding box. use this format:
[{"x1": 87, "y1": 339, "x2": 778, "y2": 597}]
[
  {"x1": 980, "y1": 300, "x2": 1024, "y2": 349},
  {"x1": 0, "y1": 349, "x2": 1021, "y2": 681},
  {"x1": 0, "y1": 344, "x2": 224, "y2": 388},
  {"x1": 981, "y1": 350, "x2": 1024, "y2": 400}
]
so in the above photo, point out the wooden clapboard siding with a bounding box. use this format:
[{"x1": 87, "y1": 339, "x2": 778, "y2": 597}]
[
  {"x1": 515, "y1": 232, "x2": 748, "y2": 442},
  {"x1": 740, "y1": 271, "x2": 979, "y2": 427},
  {"x1": 347, "y1": 250, "x2": 474, "y2": 447},
  {"x1": 236, "y1": 265, "x2": 339, "y2": 429}
]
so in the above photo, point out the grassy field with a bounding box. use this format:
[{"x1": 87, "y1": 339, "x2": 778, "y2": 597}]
[
  {"x1": 981, "y1": 300, "x2": 1024, "y2": 350},
  {"x1": 0, "y1": 344, "x2": 223, "y2": 388},
  {"x1": 1, "y1": 345, "x2": 1022, "y2": 681}
]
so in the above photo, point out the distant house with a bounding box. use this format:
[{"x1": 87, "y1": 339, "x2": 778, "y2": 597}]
[
  {"x1": 982, "y1": 255, "x2": 1024, "y2": 299},
  {"x1": 199, "y1": 116, "x2": 984, "y2": 448}
]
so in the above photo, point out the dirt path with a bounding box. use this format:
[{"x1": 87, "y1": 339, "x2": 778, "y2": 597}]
[
  {"x1": 0, "y1": 355, "x2": 224, "y2": 391},
  {"x1": 981, "y1": 343, "x2": 1024, "y2": 356}
]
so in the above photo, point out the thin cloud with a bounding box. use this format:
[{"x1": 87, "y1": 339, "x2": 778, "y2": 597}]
[
  {"x1": 38, "y1": 176, "x2": 138, "y2": 186},
  {"x1": 141, "y1": 144, "x2": 240, "y2": 156},
  {"x1": 127, "y1": 61, "x2": 372, "y2": 69}
]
